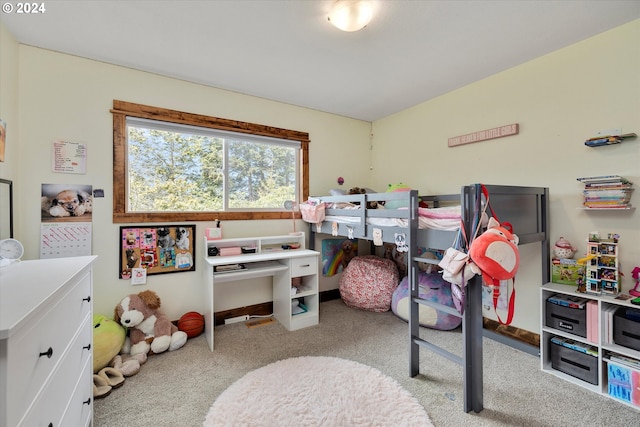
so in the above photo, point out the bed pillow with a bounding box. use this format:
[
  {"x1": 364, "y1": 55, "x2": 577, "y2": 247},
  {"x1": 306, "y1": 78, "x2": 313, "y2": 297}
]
[
  {"x1": 391, "y1": 272, "x2": 462, "y2": 330},
  {"x1": 339, "y1": 255, "x2": 399, "y2": 312}
]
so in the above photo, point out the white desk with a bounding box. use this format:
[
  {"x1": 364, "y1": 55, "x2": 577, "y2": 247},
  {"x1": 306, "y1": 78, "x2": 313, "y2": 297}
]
[{"x1": 202, "y1": 235, "x2": 319, "y2": 351}]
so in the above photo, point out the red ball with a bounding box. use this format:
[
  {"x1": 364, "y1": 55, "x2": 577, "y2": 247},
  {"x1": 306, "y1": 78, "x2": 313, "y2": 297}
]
[{"x1": 178, "y1": 311, "x2": 205, "y2": 338}]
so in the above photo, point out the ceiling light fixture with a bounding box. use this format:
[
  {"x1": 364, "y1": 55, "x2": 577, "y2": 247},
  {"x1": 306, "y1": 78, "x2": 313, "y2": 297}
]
[{"x1": 327, "y1": 0, "x2": 373, "y2": 32}]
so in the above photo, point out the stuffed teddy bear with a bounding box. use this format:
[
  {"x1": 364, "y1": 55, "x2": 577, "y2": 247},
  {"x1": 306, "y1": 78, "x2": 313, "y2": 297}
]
[
  {"x1": 347, "y1": 187, "x2": 384, "y2": 209},
  {"x1": 114, "y1": 290, "x2": 188, "y2": 356}
]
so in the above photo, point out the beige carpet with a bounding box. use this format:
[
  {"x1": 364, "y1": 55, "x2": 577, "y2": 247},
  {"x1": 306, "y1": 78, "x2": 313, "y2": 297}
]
[{"x1": 203, "y1": 356, "x2": 433, "y2": 426}]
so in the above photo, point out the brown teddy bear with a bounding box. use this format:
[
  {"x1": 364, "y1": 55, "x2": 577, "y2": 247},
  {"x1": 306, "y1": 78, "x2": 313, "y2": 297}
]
[
  {"x1": 341, "y1": 239, "x2": 357, "y2": 268},
  {"x1": 347, "y1": 187, "x2": 384, "y2": 209},
  {"x1": 114, "y1": 290, "x2": 187, "y2": 356}
]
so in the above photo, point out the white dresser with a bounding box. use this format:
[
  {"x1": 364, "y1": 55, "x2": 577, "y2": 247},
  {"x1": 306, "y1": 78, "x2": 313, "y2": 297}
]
[{"x1": 0, "y1": 256, "x2": 97, "y2": 427}]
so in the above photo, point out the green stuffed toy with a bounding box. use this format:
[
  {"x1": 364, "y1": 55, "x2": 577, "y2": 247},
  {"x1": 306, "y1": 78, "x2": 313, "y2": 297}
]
[
  {"x1": 385, "y1": 183, "x2": 412, "y2": 209},
  {"x1": 93, "y1": 314, "x2": 127, "y2": 398},
  {"x1": 93, "y1": 314, "x2": 126, "y2": 373}
]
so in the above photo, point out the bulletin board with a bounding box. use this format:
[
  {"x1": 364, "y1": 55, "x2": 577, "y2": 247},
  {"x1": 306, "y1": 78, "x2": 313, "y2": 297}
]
[{"x1": 119, "y1": 225, "x2": 196, "y2": 279}]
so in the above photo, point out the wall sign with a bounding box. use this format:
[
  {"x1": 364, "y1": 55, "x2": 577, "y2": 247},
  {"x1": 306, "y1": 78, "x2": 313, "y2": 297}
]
[{"x1": 448, "y1": 123, "x2": 519, "y2": 147}]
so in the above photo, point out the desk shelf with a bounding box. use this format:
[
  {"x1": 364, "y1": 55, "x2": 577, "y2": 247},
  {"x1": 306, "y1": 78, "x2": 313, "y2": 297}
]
[
  {"x1": 203, "y1": 234, "x2": 319, "y2": 350},
  {"x1": 213, "y1": 261, "x2": 288, "y2": 283}
]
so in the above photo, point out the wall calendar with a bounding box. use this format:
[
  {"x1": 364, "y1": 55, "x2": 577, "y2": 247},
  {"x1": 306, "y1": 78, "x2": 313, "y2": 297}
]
[{"x1": 40, "y1": 222, "x2": 92, "y2": 259}]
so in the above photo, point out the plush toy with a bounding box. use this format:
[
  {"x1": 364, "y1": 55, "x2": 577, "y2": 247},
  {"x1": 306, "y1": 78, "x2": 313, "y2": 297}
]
[
  {"x1": 110, "y1": 352, "x2": 147, "y2": 377},
  {"x1": 347, "y1": 187, "x2": 384, "y2": 209},
  {"x1": 469, "y1": 217, "x2": 520, "y2": 324},
  {"x1": 92, "y1": 314, "x2": 127, "y2": 398},
  {"x1": 114, "y1": 290, "x2": 188, "y2": 356},
  {"x1": 385, "y1": 183, "x2": 411, "y2": 209},
  {"x1": 469, "y1": 217, "x2": 519, "y2": 283},
  {"x1": 93, "y1": 314, "x2": 126, "y2": 373}
]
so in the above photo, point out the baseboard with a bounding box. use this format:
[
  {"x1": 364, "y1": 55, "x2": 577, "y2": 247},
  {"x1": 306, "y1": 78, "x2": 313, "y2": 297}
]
[
  {"x1": 213, "y1": 290, "x2": 342, "y2": 326},
  {"x1": 482, "y1": 317, "x2": 540, "y2": 356}
]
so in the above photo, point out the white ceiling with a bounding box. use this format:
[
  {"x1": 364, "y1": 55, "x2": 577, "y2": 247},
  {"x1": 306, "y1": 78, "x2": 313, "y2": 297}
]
[{"x1": 2, "y1": 1, "x2": 639, "y2": 121}]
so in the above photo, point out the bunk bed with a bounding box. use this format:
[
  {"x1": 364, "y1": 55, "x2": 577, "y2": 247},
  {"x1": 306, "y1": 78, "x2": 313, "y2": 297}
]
[{"x1": 307, "y1": 184, "x2": 549, "y2": 413}]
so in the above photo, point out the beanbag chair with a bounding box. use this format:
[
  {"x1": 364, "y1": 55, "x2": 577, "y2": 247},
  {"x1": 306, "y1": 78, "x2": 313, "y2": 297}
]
[
  {"x1": 339, "y1": 255, "x2": 399, "y2": 312},
  {"x1": 391, "y1": 272, "x2": 462, "y2": 330}
]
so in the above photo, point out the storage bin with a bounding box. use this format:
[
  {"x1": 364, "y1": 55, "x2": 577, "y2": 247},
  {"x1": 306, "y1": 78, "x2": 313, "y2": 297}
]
[
  {"x1": 545, "y1": 299, "x2": 587, "y2": 338},
  {"x1": 550, "y1": 340, "x2": 598, "y2": 385},
  {"x1": 614, "y1": 308, "x2": 640, "y2": 351},
  {"x1": 299, "y1": 202, "x2": 326, "y2": 224}
]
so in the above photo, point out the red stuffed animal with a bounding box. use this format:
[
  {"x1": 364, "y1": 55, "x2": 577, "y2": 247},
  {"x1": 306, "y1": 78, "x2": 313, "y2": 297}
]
[
  {"x1": 114, "y1": 290, "x2": 187, "y2": 356},
  {"x1": 469, "y1": 217, "x2": 520, "y2": 324}
]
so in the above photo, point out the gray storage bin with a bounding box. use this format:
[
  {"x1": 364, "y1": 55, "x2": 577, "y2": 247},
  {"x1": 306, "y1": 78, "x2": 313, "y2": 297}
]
[
  {"x1": 545, "y1": 300, "x2": 587, "y2": 338},
  {"x1": 613, "y1": 308, "x2": 640, "y2": 351},
  {"x1": 550, "y1": 340, "x2": 598, "y2": 385}
]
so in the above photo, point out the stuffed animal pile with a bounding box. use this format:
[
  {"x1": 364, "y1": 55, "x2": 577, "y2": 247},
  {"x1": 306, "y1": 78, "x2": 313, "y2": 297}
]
[
  {"x1": 92, "y1": 314, "x2": 147, "y2": 398},
  {"x1": 93, "y1": 290, "x2": 192, "y2": 398}
]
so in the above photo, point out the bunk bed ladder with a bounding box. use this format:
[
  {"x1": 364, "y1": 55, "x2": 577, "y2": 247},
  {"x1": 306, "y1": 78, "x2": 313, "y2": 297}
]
[{"x1": 409, "y1": 185, "x2": 484, "y2": 414}]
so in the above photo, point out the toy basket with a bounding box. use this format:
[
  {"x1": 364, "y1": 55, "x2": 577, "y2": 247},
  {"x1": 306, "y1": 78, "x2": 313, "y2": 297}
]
[{"x1": 299, "y1": 202, "x2": 326, "y2": 224}]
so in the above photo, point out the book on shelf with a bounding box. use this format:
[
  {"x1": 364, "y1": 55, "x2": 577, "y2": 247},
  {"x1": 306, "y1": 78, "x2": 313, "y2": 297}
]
[
  {"x1": 551, "y1": 336, "x2": 598, "y2": 357},
  {"x1": 603, "y1": 305, "x2": 619, "y2": 345},
  {"x1": 586, "y1": 300, "x2": 599, "y2": 344},
  {"x1": 584, "y1": 133, "x2": 637, "y2": 147},
  {"x1": 547, "y1": 293, "x2": 587, "y2": 309},
  {"x1": 607, "y1": 353, "x2": 640, "y2": 370},
  {"x1": 577, "y1": 175, "x2": 631, "y2": 184},
  {"x1": 577, "y1": 175, "x2": 634, "y2": 208}
]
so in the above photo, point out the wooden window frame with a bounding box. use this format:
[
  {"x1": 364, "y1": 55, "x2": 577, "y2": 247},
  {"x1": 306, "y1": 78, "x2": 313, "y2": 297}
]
[{"x1": 112, "y1": 100, "x2": 310, "y2": 223}]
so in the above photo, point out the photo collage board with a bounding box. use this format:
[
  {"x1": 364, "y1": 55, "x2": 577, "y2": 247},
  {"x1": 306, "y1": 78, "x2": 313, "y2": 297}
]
[{"x1": 119, "y1": 224, "x2": 196, "y2": 279}]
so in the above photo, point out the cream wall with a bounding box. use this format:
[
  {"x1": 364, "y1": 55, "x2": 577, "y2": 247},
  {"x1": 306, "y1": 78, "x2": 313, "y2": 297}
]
[
  {"x1": 0, "y1": 24, "x2": 19, "y2": 218},
  {"x1": 2, "y1": 20, "x2": 638, "y2": 335},
  {"x1": 371, "y1": 20, "x2": 640, "y2": 332},
  {"x1": 5, "y1": 35, "x2": 371, "y2": 319}
]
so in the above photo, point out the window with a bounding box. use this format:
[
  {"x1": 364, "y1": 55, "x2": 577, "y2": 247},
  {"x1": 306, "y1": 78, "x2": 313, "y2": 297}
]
[{"x1": 112, "y1": 100, "x2": 309, "y2": 223}]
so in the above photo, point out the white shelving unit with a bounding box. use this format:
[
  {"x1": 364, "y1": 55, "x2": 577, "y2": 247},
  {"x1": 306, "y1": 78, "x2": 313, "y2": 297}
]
[
  {"x1": 202, "y1": 233, "x2": 319, "y2": 350},
  {"x1": 541, "y1": 282, "x2": 640, "y2": 410}
]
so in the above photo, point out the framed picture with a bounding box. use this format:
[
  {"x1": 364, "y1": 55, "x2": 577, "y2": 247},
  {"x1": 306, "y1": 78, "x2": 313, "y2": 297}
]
[{"x1": 119, "y1": 224, "x2": 195, "y2": 279}]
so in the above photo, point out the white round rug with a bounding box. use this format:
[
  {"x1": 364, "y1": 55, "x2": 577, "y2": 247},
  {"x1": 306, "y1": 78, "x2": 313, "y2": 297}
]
[{"x1": 203, "y1": 356, "x2": 433, "y2": 427}]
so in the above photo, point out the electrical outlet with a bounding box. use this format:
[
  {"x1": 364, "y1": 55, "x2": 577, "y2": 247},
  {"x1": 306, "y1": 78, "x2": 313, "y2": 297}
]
[{"x1": 224, "y1": 315, "x2": 249, "y2": 325}]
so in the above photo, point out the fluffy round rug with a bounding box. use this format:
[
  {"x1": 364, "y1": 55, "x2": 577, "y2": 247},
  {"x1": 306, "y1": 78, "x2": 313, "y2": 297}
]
[{"x1": 203, "y1": 356, "x2": 433, "y2": 427}]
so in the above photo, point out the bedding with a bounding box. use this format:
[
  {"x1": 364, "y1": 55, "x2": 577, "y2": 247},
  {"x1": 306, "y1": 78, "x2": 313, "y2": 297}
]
[{"x1": 321, "y1": 205, "x2": 462, "y2": 231}]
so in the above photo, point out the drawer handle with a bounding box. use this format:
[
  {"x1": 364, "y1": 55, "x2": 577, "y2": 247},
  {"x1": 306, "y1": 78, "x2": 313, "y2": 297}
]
[
  {"x1": 83, "y1": 397, "x2": 91, "y2": 406},
  {"x1": 83, "y1": 295, "x2": 91, "y2": 303},
  {"x1": 83, "y1": 343, "x2": 91, "y2": 351},
  {"x1": 299, "y1": 264, "x2": 310, "y2": 268},
  {"x1": 39, "y1": 347, "x2": 53, "y2": 359}
]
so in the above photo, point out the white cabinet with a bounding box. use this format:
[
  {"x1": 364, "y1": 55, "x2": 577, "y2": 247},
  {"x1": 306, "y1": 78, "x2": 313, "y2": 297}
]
[
  {"x1": 0, "y1": 256, "x2": 97, "y2": 427},
  {"x1": 203, "y1": 234, "x2": 319, "y2": 351},
  {"x1": 540, "y1": 282, "x2": 640, "y2": 410}
]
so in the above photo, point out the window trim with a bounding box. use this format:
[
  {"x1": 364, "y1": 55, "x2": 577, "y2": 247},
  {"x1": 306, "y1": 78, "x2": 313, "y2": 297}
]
[{"x1": 112, "y1": 100, "x2": 310, "y2": 223}]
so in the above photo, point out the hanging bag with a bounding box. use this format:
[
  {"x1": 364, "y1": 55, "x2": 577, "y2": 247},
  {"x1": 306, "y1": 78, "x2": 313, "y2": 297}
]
[{"x1": 469, "y1": 184, "x2": 520, "y2": 325}]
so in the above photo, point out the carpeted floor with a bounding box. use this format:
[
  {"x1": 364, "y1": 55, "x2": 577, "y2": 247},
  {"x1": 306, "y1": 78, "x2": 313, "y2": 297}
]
[
  {"x1": 203, "y1": 356, "x2": 433, "y2": 426},
  {"x1": 94, "y1": 299, "x2": 639, "y2": 426}
]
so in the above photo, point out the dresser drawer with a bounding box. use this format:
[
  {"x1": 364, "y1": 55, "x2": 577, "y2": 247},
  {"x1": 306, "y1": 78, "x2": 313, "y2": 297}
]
[
  {"x1": 60, "y1": 356, "x2": 93, "y2": 427},
  {"x1": 291, "y1": 255, "x2": 318, "y2": 277},
  {"x1": 18, "y1": 315, "x2": 92, "y2": 427},
  {"x1": 7, "y1": 272, "x2": 91, "y2": 425}
]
